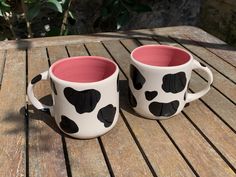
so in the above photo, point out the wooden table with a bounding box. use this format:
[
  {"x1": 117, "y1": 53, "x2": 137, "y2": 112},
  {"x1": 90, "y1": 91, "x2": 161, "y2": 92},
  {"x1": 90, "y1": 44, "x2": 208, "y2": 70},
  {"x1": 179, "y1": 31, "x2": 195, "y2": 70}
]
[{"x1": 0, "y1": 26, "x2": 236, "y2": 177}]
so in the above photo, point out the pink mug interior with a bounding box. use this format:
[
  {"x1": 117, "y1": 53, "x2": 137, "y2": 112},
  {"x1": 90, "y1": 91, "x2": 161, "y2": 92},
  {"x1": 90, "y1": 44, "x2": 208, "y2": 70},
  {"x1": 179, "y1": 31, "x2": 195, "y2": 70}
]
[
  {"x1": 131, "y1": 45, "x2": 191, "y2": 67},
  {"x1": 51, "y1": 56, "x2": 116, "y2": 82}
]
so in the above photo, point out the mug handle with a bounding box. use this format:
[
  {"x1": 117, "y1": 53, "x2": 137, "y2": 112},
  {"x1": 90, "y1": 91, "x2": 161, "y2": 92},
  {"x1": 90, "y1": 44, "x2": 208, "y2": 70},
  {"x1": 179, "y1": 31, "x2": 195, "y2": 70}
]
[
  {"x1": 186, "y1": 60, "x2": 213, "y2": 103},
  {"x1": 27, "y1": 71, "x2": 54, "y2": 115}
]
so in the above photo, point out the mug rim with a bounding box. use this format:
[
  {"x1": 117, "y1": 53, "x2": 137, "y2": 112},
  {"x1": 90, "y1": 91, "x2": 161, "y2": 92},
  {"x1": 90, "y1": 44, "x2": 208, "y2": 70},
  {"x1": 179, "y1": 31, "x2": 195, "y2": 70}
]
[
  {"x1": 130, "y1": 44, "x2": 193, "y2": 69},
  {"x1": 49, "y1": 56, "x2": 119, "y2": 86}
]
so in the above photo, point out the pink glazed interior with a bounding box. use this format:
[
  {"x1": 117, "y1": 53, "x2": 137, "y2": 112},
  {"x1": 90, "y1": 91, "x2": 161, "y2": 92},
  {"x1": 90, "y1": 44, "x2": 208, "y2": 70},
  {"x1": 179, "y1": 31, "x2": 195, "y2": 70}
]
[
  {"x1": 52, "y1": 56, "x2": 116, "y2": 82},
  {"x1": 132, "y1": 45, "x2": 191, "y2": 67}
]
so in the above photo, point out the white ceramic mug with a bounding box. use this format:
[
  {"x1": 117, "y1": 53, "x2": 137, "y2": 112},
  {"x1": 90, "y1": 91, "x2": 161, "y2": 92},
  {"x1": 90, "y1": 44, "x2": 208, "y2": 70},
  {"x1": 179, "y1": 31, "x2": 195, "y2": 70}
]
[
  {"x1": 28, "y1": 56, "x2": 119, "y2": 139},
  {"x1": 129, "y1": 45, "x2": 213, "y2": 119}
]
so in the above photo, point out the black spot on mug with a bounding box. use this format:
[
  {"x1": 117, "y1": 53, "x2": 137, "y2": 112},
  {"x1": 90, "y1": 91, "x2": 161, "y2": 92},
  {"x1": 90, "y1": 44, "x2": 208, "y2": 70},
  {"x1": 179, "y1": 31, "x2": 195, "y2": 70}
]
[{"x1": 64, "y1": 87, "x2": 101, "y2": 114}]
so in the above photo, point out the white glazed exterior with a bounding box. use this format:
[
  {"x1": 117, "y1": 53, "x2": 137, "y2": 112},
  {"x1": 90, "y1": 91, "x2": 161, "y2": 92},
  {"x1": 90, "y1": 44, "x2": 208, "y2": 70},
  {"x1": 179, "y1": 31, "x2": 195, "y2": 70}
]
[
  {"x1": 129, "y1": 45, "x2": 213, "y2": 120},
  {"x1": 28, "y1": 56, "x2": 119, "y2": 139}
]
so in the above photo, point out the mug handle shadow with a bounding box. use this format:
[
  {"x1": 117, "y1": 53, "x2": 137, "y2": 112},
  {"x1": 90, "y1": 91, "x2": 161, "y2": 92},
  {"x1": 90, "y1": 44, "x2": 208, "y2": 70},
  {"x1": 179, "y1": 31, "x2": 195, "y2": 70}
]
[{"x1": 23, "y1": 95, "x2": 79, "y2": 139}]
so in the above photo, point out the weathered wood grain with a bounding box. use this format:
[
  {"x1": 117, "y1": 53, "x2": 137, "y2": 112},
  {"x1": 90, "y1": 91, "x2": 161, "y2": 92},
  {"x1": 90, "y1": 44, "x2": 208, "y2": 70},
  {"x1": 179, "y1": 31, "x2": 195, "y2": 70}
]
[
  {"x1": 64, "y1": 44, "x2": 110, "y2": 177},
  {"x1": 85, "y1": 42, "x2": 114, "y2": 58},
  {"x1": 161, "y1": 113, "x2": 235, "y2": 177},
  {"x1": 0, "y1": 28, "x2": 152, "y2": 50},
  {"x1": 85, "y1": 42, "x2": 154, "y2": 177},
  {"x1": 65, "y1": 138, "x2": 110, "y2": 177},
  {"x1": 47, "y1": 45, "x2": 68, "y2": 64},
  {"x1": 28, "y1": 47, "x2": 67, "y2": 177},
  {"x1": 118, "y1": 39, "x2": 236, "y2": 176},
  {"x1": 150, "y1": 26, "x2": 236, "y2": 67},
  {"x1": 184, "y1": 100, "x2": 236, "y2": 168},
  {"x1": 100, "y1": 114, "x2": 153, "y2": 177},
  {"x1": 151, "y1": 35, "x2": 236, "y2": 104},
  {"x1": 183, "y1": 27, "x2": 236, "y2": 67},
  {"x1": 66, "y1": 44, "x2": 88, "y2": 57},
  {"x1": 0, "y1": 26, "x2": 196, "y2": 50},
  {"x1": 170, "y1": 34, "x2": 236, "y2": 83},
  {"x1": 0, "y1": 49, "x2": 26, "y2": 176},
  {"x1": 121, "y1": 110, "x2": 196, "y2": 177},
  {"x1": 102, "y1": 40, "x2": 196, "y2": 176},
  {"x1": 190, "y1": 72, "x2": 236, "y2": 130},
  {"x1": 0, "y1": 50, "x2": 5, "y2": 87}
]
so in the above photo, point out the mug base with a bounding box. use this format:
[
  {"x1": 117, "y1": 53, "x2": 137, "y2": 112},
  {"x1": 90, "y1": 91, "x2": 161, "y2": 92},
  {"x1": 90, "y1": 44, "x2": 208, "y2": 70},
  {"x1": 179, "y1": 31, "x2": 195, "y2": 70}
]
[
  {"x1": 133, "y1": 110, "x2": 178, "y2": 120},
  {"x1": 58, "y1": 115, "x2": 119, "y2": 139},
  {"x1": 62, "y1": 129, "x2": 113, "y2": 140}
]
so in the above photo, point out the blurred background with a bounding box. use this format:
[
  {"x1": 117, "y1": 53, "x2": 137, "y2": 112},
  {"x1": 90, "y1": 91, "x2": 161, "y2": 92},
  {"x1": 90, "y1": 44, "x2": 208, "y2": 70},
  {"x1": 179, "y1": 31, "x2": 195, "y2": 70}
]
[{"x1": 0, "y1": 0, "x2": 236, "y2": 47}]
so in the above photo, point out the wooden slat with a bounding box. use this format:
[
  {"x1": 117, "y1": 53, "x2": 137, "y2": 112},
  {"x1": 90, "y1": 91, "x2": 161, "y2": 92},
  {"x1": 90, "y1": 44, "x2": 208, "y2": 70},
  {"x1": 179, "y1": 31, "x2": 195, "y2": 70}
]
[
  {"x1": 184, "y1": 27, "x2": 236, "y2": 67},
  {"x1": 134, "y1": 36, "x2": 157, "y2": 45},
  {"x1": 0, "y1": 50, "x2": 5, "y2": 86},
  {"x1": 117, "y1": 39, "x2": 236, "y2": 176},
  {"x1": 1, "y1": 26, "x2": 235, "y2": 69},
  {"x1": 85, "y1": 42, "x2": 154, "y2": 176},
  {"x1": 101, "y1": 40, "x2": 196, "y2": 176},
  {"x1": 0, "y1": 26, "x2": 200, "y2": 50},
  {"x1": 170, "y1": 34, "x2": 236, "y2": 82},
  {"x1": 27, "y1": 47, "x2": 67, "y2": 176},
  {"x1": 184, "y1": 100, "x2": 236, "y2": 168},
  {"x1": 161, "y1": 113, "x2": 235, "y2": 177},
  {"x1": 155, "y1": 37, "x2": 236, "y2": 129},
  {"x1": 132, "y1": 37, "x2": 236, "y2": 131},
  {"x1": 85, "y1": 42, "x2": 114, "y2": 58},
  {"x1": 66, "y1": 44, "x2": 88, "y2": 57},
  {"x1": 64, "y1": 44, "x2": 110, "y2": 177},
  {"x1": 65, "y1": 138, "x2": 110, "y2": 177},
  {"x1": 189, "y1": 36, "x2": 236, "y2": 67},
  {"x1": 0, "y1": 49, "x2": 25, "y2": 176},
  {"x1": 0, "y1": 28, "x2": 153, "y2": 50},
  {"x1": 152, "y1": 35, "x2": 236, "y2": 104},
  {"x1": 99, "y1": 114, "x2": 153, "y2": 177},
  {"x1": 150, "y1": 26, "x2": 236, "y2": 67},
  {"x1": 120, "y1": 92, "x2": 196, "y2": 177},
  {"x1": 47, "y1": 45, "x2": 68, "y2": 64},
  {"x1": 189, "y1": 72, "x2": 236, "y2": 130}
]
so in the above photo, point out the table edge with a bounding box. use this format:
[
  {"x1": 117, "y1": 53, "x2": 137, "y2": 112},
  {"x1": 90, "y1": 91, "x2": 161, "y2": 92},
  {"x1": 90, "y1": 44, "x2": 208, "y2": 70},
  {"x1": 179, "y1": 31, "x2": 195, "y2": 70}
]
[{"x1": 0, "y1": 26, "x2": 227, "y2": 50}]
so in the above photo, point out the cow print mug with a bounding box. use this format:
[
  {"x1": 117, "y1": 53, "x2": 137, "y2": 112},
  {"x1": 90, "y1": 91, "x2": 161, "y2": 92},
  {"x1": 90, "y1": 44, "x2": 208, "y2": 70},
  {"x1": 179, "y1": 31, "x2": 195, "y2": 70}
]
[
  {"x1": 27, "y1": 56, "x2": 119, "y2": 139},
  {"x1": 129, "y1": 45, "x2": 213, "y2": 119}
]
